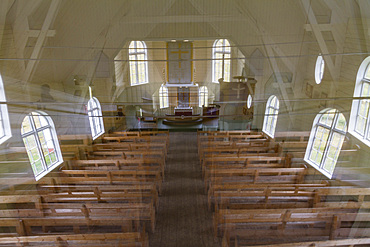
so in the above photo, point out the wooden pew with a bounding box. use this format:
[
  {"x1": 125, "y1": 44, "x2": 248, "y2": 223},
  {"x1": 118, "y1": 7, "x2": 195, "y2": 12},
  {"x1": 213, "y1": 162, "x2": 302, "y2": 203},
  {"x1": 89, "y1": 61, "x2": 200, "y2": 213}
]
[
  {"x1": 198, "y1": 139, "x2": 270, "y2": 158},
  {"x1": 202, "y1": 154, "x2": 291, "y2": 179},
  {"x1": 273, "y1": 131, "x2": 311, "y2": 142},
  {"x1": 93, "y1": 142, "x2": 167, "y2": 152},
  {"x1": 56, "y1": 170, "x2": 162, "y2": 192},
  {"x1": 111, "y1": 130, "x2": 169, "y2": 138},
  {"x1": 0, "y1": 217, "x2": 139, "y2": 237},
  {"x1": 58, "y1": 134, "x2": 91, "y2": 146},
  {"x1": 199, "y1": 146, "x2": 276, "y2": 163},
  {"x1": 216, "y1": 207, "x2": 370, "y2": 246},
  {"x1": 102, "y1": 136, "x2": 169, "y2": 151},
  {"x1": 209, "y1": 184, "x2": 332, "y2": 212},
  {"x1": 58, "y1": 134, "x2": 91, "y2": 160},
  {"x1": 198, "y1": 134, "x2": 268, "y2": 148},
  {"x1": 0, "y1": 195, "x2": 156, "y2": 232},
  {"x1": 39, "y1": 183, "x2": 159, "y2": 208},
  {"x1": 205, "y1": 166, "x2": 306, "y2": 190},
  {"x1": 244, "y1": 238, "x2": 370, "y2": 247},
  {"x1": 66, "y1": 158, "x2": 165, "y2": 181},
  {"x1": 197, "y1": 130, "x2": 263, "y2": 136},
  {"x1": 0, "y1": 179, "x2": 159, "y2": 209},
  {"x1": 87, "y1": 150, "x2": 165, "y2": 165},
  {"x1": 313, "y1": 187, "x2": 370, "y2": 209},
  {"x1": 0, "y1": 232, "x2": 149, "y2": 247}
]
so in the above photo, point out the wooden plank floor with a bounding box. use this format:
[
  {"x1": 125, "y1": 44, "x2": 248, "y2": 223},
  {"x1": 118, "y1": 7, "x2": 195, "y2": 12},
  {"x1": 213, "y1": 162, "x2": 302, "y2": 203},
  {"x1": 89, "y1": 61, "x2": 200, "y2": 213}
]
[{"x1": 149, "y1": 132, "x2": 221, "y2": 247}]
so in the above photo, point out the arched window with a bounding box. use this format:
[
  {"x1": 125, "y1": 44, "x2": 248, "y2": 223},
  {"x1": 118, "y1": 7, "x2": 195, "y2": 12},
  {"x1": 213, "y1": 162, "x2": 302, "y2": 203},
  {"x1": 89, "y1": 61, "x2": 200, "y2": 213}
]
[
  {"x1": 315, "y1": 55, "x2": 325, "y2": 84},
  {"x1": 87, "y1": 97, "x2": 105, "y2": 140},
  {"x1": 0, "y1": 74, "x2": 11, "y2": 145},
  {"x1": 349, "y1": 57, "x2": 370, "y2": 146},
  {"x1": 159, "y1": 85, "x2": 169, "y2": 109},
  {"x1": 262, "y1": 95, "x2": 279, "y2": 138},
  {"x1": 21, "y1": 111, "x2": 63, "y2": 181},
  {"x1": 305, "y1": 109, "x2": 347, "y2": 179},
  {"x1": 129, "y1": 41, "x2": 148, "y2": 86},
  {"x1": 212, "y1": 39, "x2": 231, "y2": 83},
  {"x1": 199, "y1": 86, "x2": 208, "y2": 107}
]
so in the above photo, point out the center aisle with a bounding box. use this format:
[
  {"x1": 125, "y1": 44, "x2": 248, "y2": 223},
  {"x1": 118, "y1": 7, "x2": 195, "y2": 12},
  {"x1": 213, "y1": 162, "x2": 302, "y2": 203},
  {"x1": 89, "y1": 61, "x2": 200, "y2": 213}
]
[{"x1": 149, "y1": 132, "x2": 221, "y2": 247}]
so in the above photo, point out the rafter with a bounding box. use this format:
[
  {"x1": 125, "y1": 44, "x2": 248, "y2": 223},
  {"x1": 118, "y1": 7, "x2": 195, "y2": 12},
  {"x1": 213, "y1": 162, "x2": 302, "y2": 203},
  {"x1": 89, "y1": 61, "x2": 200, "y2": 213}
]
[
  {"x1": 232, "y1": 0, "x2": 295, "y2": 72},
  {"x1": 356, "y1": 0, "x2": 370, "y2": 53},
  {"x1": 21, "y1": 0, "x2": 61, "y2": 83},
  {"x1": 264, "y1": 45, "x2": 293, "y2": 116},
  {"x1": 188, "y1": 0, "x2": 227, "y2": 36},
  {"x1": 300, "y1": 0, "x2": 337, "y2": 82},
  {"x1": 110, "y1": 0, "x2": 178, "y2": 101},
  {"x1": 119, "y1": 15, "x2": 244, "y2": 24},
  {"x1": 0, "y1": 0, "x2": 15, "y2": 50},
  {"x1": 230, "y1": 0, "x2": 294, "y2": 123},
  {"x1": 12, "y1": 0, "x2": 43, "y2": 72}
]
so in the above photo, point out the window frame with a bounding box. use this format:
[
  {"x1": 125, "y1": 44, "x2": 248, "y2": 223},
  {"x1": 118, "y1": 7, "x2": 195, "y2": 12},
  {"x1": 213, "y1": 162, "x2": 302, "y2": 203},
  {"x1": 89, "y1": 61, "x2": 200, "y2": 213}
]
[
  {"x1": 304, "y1": 109, "x2": 347, "y2": 179},
  {"x1": 87, "y1": 97, "x2": 105, "y2": 140},
  {"x1": 199, "y1": 86, "x2": 208, "y2": 107},
  {"x1": 349, "y1": 56, "x2": 370, "y2": 147},
  {"x1": 159, "y1": 84, "x2": 169, "y2": 109},
  {"x1": 212, "y1": 39, "x2": 231, "y2": 83},
  {"x1": 247, "y1": 94, "x2": 253, "y2": 109},
  {"x1": 0, "y1": 74, "x2": 11, "y2": 145},
  {"x1": 315, "y1": 55, "x2": 325, "y2": 84},
  {"x1": 262, "y1": 95, "x2": 279, "y2": 138},
  {"x1": 129, "y1": 41, "x2": 149, "y2": 86},
  {"x1": 21, "y1": 111, "x2": 63, "y2": 181}
]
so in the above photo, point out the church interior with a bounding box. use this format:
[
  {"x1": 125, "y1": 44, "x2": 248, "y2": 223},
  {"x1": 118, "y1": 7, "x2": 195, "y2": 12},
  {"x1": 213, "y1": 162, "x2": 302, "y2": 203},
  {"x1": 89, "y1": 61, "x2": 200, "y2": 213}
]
[{"x1": 0, "y1": 0, "x2": 370, "y2": 246}]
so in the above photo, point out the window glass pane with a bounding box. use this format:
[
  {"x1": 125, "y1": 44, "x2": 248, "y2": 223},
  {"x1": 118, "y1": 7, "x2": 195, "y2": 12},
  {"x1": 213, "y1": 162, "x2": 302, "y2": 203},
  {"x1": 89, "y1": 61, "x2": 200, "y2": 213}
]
[
  {"x1": 335, "y1": 113, "x2": 347, "y2": 131},
  {"x1": 129, "y1": 41, "x2": 136, "y2": 49},
  {"x1": 50, "y1": 152, "x2": 57, "y2": 163},
  {"x1": 364, "y1": 65, "x2": 370, "y2": 80},
  {"x1": 139, "y1": 62, "x2": 146, "y2": 83},
  {"x1": 130, "y1": 62, "x2": 137, "y2": 84},
  {"x1": 355, "y1": 100, "x2": 369, "y2": 135},
  {"x1": 23, "y1": 135, "x2": 44, "y2": 175},
  {"x1": 89, "y1": 117, "x2": 96, "y2": 137},
  {"x1": 323, "y1": 133, "x2": 344, "y2": 173},
  {"x1": 32, "y1": 113, "x2": 49, "y2": 129},
  {"x1": 310, "y1": 126, "x2": 329, "y2": 164},
  {"x1": 38, "y1": 129, "x2": 57, "y2": 167},
  {"x1": 0, "y1": 119, "x2": 4, "y2": 138},
  {"x1": 136, "y1": 41, "x2": 144, "y2": 51},
  {"x1": 215, "y1": 59, "x2": 222, "y2": 80},
  {"x1": 309, "y1": 150, "x2": 318, "y2": 163},
  {"x1": 32, "y1": 113, "x2": 42, "y2": 129},
  {"x1": 270, "y1": 96, "x2": 276, "y2": 107},
  {"x1": 224, "y1": 58, "x2": 231, "y2": 82},
  {"x1": 361, "y1": 82, "x2": 370, "y2": 97},
  {"x1": 137, "y1": 54, "x2": 144, "y2": 61},
  {"x1": 21, "y1": 116, "x2": 32, "y2": 135},
  {"x1": 323, "y1": 157, "x2": 335, "y2": 173},
  {"x1": 320, "y1": 59, "x2": 325, "y2": 80},
  {"x1": 92, "y1": 99, "x2": 98, "y2": 109},
  {"x1": 319, "y1": 110, "x2": 335, "y2": 126}
]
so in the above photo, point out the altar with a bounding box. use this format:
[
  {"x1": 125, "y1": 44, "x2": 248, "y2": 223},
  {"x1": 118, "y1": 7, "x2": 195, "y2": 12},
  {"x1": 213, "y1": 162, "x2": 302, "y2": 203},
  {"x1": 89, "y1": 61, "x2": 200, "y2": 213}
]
[{"x1": 174, "y1": 106, "x2": 193, "y2": 116}]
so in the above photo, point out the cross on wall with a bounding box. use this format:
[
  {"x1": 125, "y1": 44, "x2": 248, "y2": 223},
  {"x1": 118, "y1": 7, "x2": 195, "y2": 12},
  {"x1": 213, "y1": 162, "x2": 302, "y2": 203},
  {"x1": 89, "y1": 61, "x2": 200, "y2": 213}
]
[
  {"x1": 232, "y1": 83, "x2": 246, "y2": 99},
  {"x1": 170, "y1": 43, "x2": 189, "y2": 68}
]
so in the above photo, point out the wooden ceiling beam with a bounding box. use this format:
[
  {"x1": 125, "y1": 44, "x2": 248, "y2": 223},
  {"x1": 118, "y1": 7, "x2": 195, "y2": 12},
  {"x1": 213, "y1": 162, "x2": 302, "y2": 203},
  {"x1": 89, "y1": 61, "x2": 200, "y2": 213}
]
[
  {"x1": 0, "y1": 0, "x2": 15, "y2": 50},
  {"x1": 300, "y1": 0, "x2": 337, "y2": 82},
  {"x1": 12, "y1": 0, "x2": 43, "y2": 73},
  {"x1": 118, "y1": 15, "x2": 244, "y2": 24},
  {"x1": 21, "y1": 0, "x2": 61, "y2": 83}
]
